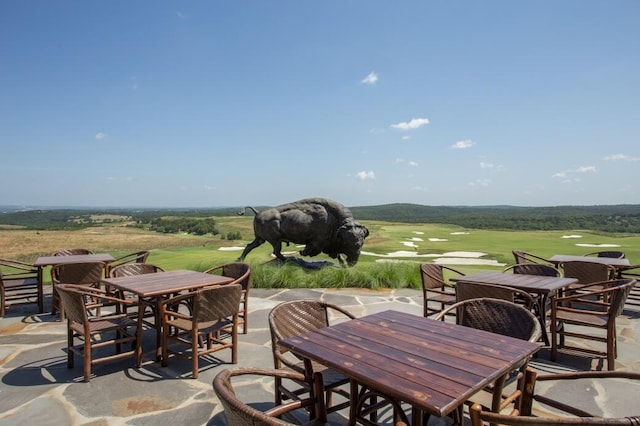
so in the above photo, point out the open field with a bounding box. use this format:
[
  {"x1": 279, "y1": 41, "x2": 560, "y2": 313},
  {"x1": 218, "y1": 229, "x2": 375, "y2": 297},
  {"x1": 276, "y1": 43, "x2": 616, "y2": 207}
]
[{"x1": 2, "y1": 216, "x2": 639, "y2": 288}]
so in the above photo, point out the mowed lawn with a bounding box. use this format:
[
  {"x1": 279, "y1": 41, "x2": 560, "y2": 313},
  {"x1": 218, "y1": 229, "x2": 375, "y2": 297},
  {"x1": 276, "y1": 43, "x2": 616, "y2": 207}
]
[{"x1": 2, "y1": 217, "x2": 639, "y2": 287}]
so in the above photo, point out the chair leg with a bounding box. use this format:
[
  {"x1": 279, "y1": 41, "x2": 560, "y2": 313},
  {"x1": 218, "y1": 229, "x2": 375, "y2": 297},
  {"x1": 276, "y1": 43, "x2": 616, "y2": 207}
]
[
  {"x1": 84, "y1": 337, "x2": 91, "y2": 382},
  {"x1": 192, "y1": 329, "x2": 199, "y2": 379},
  {"x1": 161, "y1": 322, "x2": 169, "y2": 367},
  {"x1": 67, "y1": 325, "x2": 74, "y2": 368}
]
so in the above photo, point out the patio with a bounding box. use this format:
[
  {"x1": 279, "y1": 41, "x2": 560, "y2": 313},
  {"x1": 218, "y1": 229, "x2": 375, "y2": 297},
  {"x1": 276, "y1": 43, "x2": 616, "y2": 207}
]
[{"x1": 2, "y1": 286, "x2": 640, "y2": 425}]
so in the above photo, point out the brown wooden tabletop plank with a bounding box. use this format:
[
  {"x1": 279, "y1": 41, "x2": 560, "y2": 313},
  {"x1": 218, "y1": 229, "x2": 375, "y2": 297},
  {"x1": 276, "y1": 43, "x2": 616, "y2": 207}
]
[
  {"x1": 280, "y1": 310, "x2": 539, "y2": 417},
  {"x1": 281, "y1": 334, "x2": 467, "y2": 415},
  {"x1": 35, "y1": 253, "x2": 115, "y2": 266},
  {"x1": 335, "y1": 318, "x2": 521, "y2": 375}
]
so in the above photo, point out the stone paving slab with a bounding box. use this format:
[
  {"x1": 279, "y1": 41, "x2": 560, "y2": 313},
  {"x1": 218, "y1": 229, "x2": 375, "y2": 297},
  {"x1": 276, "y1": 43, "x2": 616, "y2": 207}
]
[{"x1": 1, "y1": 287, "x2": 639, "y2": 425}]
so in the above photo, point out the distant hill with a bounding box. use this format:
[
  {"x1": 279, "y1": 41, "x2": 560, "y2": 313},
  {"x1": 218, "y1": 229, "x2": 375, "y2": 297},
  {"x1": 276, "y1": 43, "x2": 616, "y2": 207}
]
[
  {"x1": 1, "y1": 204, "x2": 640, "y2": 234},
  {"x1": 349, "y1": 203, "x2": 640, "y2": 233}
]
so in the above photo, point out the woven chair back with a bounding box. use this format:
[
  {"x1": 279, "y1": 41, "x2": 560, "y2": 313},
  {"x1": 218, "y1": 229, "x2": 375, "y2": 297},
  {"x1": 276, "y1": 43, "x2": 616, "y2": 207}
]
[
  {"x1": 194, "y1": 284, "x2": 242, "y2": 323},
  {"x1": 53, "y1": 248, "x2": 94, "y2": 256},
  {"x1": 610, "y1": 279, "x2": 636, "y2": 318},
  {"x1": 456, "y1": 281, "x2": 519, "y2": 303},
  {"x1": 55, "y1": 284, "x2": 88, "y2": 324},
  {"x1": 269, "y1": 300, "x2": 331, "y2": 342},
  {"x1": 214, "y1": 367, "x2": 312, "y2": 426},
  {"x1": 221, "y1": 262, "x2": 251, "y2": 290},
  {"x1": 52, "y1": 261, "x2": 105, "y2": 285},
  {"x1": 506, "y1": 263, "x2": 560, "y2": 277},
  {"x1": 563, "y1": 261, "x2": 615, "y2": 284},
  {"x1": 420, "y1": 263, "x2": 447, "y2": 290},
  {"x1": 110, "y1": 263, "x2": 163, "y2": 277},
  {"x1": 586, "y1": 250, "x2": 626, "y2": 259},
  {"x1": 455, "y1": 298, "x2": 541, "y2": 342}
]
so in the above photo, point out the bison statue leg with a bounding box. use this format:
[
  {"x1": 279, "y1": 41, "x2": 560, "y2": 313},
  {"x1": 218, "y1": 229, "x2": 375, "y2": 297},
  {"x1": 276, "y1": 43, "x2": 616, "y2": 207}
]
[{"x1": 238, "y1": 237, "x2": 265, "y2": 261}]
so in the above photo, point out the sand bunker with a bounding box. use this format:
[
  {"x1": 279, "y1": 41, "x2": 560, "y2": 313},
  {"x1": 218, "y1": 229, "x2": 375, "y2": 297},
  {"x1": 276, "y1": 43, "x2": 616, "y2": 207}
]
[
  {"x1": 562, "y1": 235, "x2": 583, "y2": 239},
  {"x1": 429, "y1": 238, "x2": 448, "y2": 242},
  {"x1": 450, "y1": 232, "x2": 470, "y2": 235},
  {"x1": 221, "y1": 246, "x2": 506, "y2": 266},
  {"x1": 402, "y1": 242, "x2": 419, "y2": 248},
  {"x1": 362, "y1": 250, "x2": 505, "y2": 266},
  {"x1": 575, "y1": 243, "x2": 621, "y2": 248}
]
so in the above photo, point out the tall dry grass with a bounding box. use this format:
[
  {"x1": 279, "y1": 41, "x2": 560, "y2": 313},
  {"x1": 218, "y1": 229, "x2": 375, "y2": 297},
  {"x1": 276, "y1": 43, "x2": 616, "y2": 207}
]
[{"x1": 0, "y1": 227, "x2": 220, "y2": 260}]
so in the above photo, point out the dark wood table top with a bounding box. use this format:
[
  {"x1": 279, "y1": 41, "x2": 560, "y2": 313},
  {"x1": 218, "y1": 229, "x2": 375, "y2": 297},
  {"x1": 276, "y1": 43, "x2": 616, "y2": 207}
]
[
  {"x1": 34, "y1": 253, "x2": 115, "y2": 266},
  {"x1": 101, "y1": 269, "x2": 233, "y2": 297},
  {"x1": 452, "y1": 271, "x2": 578, "y2": 295},
  {"x1": 279, "y1": 310, "x2": 539, "y2": 418},
  {"x1": 548, "y1": 254, "x2": 632, "y2": 269}
]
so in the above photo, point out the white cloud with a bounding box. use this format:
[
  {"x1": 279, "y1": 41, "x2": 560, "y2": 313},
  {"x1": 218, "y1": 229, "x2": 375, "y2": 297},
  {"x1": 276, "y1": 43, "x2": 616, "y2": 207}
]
[
  {"x1": 402, "y1": 135, "x2": 411, "y2": 140},
  {"x1": 408, "y1": 161, "x2": 418, "y2": 167},
  {"x1": 177, "y1": 11, "x2": 187, "y2": 19},
  {"x1": 480, "y1": 162, "x2": 494, "y2": 168},
  {"x1": 204, "y1": 185, "x2": 216, "y2": 191},
  {"x1": 95, "y1": 132, "x2": 108, "y2": 140},
  {"x1": 451, "y1": 139, "x2": 475, "y2": 149},
  {"x1": 604, "y1": 153, "x2": 640, "y2": 162},
  {"x1": 390, "y1": 117, "x2": 430, "y2": 131},
  {"x1": 361, "y1": 71, "x2": 378, "y2": 85},
  {"x1": 469, "y1": 179, "x2": 491, "y2": 187},
  {"x1": 576, "y1": 166, "x2": 597, "y2": 173},
  {"x1": 356, "y1": 170, "x2": 375, "y2": 180},
  {"x1": 552, "y1": 166, "x2": 597, "y2": 179}
]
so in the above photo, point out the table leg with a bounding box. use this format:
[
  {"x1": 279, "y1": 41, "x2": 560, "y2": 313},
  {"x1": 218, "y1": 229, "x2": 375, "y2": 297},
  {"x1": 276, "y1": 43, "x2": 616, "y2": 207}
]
[
  {"x1": 538, "y1": 294, "x2": 550, "y2": 346},
  {"x1": 37, "y1": 266, "x2": 44, "y2": 314},
  {"x1": 154, "y1": 298, "x2": 162, "y2": 361},
  {"x1": 348, "y1": 380, "x2": 358, "y2": 426}
]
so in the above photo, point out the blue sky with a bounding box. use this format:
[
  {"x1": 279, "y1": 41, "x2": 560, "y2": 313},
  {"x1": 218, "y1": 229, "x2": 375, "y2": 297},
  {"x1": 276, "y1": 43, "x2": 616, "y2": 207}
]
[{"x1": 1, "y1": 1, "x2": 638, "y2": 208}]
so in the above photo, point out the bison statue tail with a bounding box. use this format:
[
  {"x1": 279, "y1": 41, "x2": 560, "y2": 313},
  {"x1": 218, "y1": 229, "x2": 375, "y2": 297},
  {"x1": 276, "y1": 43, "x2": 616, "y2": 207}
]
[{"x1": 238, "y1": 206, "x2": 259, "y2": 216}]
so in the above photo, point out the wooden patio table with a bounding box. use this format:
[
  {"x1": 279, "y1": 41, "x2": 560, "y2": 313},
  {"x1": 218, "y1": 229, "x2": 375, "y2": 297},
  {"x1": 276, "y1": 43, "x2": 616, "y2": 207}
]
[
  {"x1": 548, "y1": 254, "x2": 632, "y2": 277},
  {"x1": 279, "y1": 310, "x2": 539, "y2": 425},
  {"x1": 34, "y1": 253, "x2": 115, "y2": 315},
  {"x1": 451, "y1": 271, "x2": 578, "y2": 345},
  {"x1": 102, "y1": 269, "x2": 234, "y2": 360}
]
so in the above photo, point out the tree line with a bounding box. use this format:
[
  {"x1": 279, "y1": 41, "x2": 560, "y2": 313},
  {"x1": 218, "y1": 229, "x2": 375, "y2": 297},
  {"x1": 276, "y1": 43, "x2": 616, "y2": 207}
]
[{"x1": 1, "y1": 204, "x2": 640, "y2": 234}]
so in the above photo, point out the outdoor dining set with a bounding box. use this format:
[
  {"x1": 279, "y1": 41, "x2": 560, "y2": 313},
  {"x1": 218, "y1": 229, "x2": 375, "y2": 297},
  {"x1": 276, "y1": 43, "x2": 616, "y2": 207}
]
[{"x1": 1, "y1": 248, "x2": 639, "y2": 425}]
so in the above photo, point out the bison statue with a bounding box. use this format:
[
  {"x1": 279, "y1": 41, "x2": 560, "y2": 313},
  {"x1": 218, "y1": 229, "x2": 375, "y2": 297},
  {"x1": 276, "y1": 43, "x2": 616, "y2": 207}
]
[{"x1": 237, "y1": 198, "x2": 369, "y2": 267}]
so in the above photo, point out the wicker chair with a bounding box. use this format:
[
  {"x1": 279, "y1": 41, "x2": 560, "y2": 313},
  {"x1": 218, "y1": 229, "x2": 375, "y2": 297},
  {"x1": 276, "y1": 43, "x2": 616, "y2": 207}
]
[
  {"x1": 584, "y1": 250, "x2": 626, "y2": 259},
  {"x1": 204, "y1": 262, "x2": 251, "y2": 333},
  {"x1": 469, "y1": 369, "x2": 640, "y2": 425},
  {"x1": 435, "y1": 298, "x2": 541, "y2": 417},
  {"x1": 268, "y1": 300, "x2": 355, "y2": 420},
  {"x1": 550, "y1": 278, "x2": 636, "y2": 371},
  {"x1": 562, "y1": 260, "x2": 617, "y2": 300},
  {"x1": 512, "y1": 250, "x2": 552, "y2": 265},
  {"x1": 562, "y1": 260, "x2": 616, "y2": 284},
  {"x1": 56, "y1": 283, "x2": 142, "y2": 382},
  {"x1": 419, "y1": 263, "x2": 463, "y2": 318},
  {"x1": 106, "y1": 250, "x2": 150, "y2": 277},
  {"x1": 0, "y1": 258, "x2": 43, "y2": 316},
  {"x1": 51, "y1": 261, "x2": 107, "y2": 319},
  {"x1": 213, "y1": 367, "x2": 330, "y2": 425},
  {"x1": 160, "y1": 283, "x2": 242, "y2": 379}
]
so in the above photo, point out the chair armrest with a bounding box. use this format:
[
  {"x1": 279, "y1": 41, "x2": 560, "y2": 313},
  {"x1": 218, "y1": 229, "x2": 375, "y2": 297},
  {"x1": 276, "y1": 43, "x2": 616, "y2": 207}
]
[
  {"x1": 66, "y1": 284, "x2": 136, "y2": 306},
  {"x1": 203, "y1": 265, "x2": 224, "y2": 274}
]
